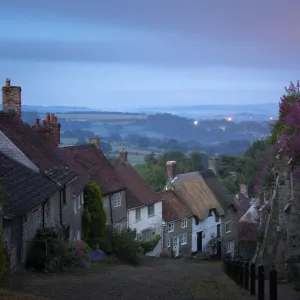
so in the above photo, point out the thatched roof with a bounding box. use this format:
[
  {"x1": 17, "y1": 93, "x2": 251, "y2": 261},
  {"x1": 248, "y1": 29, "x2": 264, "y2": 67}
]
[{"x1": 170, "y1": 172, "x2": 225, "y2": 221}]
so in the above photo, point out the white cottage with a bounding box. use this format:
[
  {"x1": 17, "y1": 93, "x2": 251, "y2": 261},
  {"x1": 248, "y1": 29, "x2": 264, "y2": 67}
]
[{"x1": 114, "y1": 151, "x2": 163, "y2": 256}]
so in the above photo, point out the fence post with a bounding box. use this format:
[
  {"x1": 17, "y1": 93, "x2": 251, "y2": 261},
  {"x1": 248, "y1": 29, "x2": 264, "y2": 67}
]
[
  {"x1": 269, "y1": 266, "x2": 277, "y2": 300},
  {"x1": 239, "y1": 260, "x2": 244, "y2": 288},
  {"x1": 258, "y1": 265, "x2": 265, "y2": 300},
  {"x1": 244, "y1": 260, "x2": 249, "y2": 291},
  {"x1": 250, "y1": 263, "x2": 256, "y2": 295}
]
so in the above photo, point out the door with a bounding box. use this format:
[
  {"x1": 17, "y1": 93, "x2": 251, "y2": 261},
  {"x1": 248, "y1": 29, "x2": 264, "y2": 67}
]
[
  {"x1": 197, "y1": 231, "x2": 203, "y2": 252},
  {"x1": 173, "y1": 237, "x2": 179, "y2": 257}
]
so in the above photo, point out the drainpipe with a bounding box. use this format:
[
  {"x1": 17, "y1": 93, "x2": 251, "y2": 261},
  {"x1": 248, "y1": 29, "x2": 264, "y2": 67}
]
[{"x1": 108, "y1": 195, "x2": 114, "y2": 228}]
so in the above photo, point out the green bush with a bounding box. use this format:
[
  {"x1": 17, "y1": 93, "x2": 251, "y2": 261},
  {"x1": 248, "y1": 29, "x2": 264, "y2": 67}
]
[
  {"x1": 139, "y1": 235, "x2": 161, "y2": 255},
  {"x1": 84, "y1": 181, "x2": 106, "y2": 241},
  {"x1": 90, "y1": 227, "x2": 140, "y2": 265},
  {"x1": 82, "y1": 208, "x2": 91, "y2": 242},
  {"x1": 26, "y1": 228, "x2": 68, "y2": 272}
]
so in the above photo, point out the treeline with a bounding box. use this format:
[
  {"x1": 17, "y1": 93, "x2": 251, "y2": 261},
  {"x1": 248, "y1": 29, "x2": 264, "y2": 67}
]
[{"x1": 134, "y1": 140, "x2": 270, "y2": 197}]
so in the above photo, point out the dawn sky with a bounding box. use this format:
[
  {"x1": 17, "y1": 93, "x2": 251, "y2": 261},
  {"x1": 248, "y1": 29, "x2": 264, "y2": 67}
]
[{"x1": 1, "y1": 1, "x2": 300, "y2": 110}]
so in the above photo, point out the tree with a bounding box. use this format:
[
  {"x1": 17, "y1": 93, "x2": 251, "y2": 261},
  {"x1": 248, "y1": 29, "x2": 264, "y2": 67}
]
[
  {"x1": 83, "y1": 181, "x2": 106, "y2": 242},
  {"x1": 82, "y1": 208, "x2": 91, "y2": 242},
  {"x1": 186, "y1": 151, "x2": 203, "y2": 172}
]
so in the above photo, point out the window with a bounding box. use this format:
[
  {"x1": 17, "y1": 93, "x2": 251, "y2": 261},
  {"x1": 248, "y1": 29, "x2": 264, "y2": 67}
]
[
  {"x1": 181, "y1": 218, "x2": 188, "y2": 228},
  {"x1": 60, "y1": 188, "x2": 66, "y2": 206},
  {"x1": 180, "y1": 233, "x2": 187, "y2": 245},
  {"x1": 226, "y1": 241, "x2": 235, "y2": 254},
  {"x1": 225, "y1": 221, "x2": 232, "y2": 233},
  {"x1": 215, "y1": 214, "x2": 219, "y2": 222},
  {"x1": 168, "y1": 222, "x2": 174, "y2": 233},
  {"x1": 142, "y1": 229, "x2": 151, "y2": 241},
  {"x1": 76, "y1": 229, "x2": 81, "y2": 241},
  {"x1": 77, "y1": 195, "x2": 81, "y2": 209},
  {"x1": 73, "y1": 196, "x2": 77, "y2": 214},
  {"x1": 167, "y1": 239, "x2": 170, "y2": 248},
  {"x1": 148, "y1": 204, "x2": 155, "y2": 216},
  {"x1": 135, "y1": 208, "x2": 141, "y2": 221},
  {"x1": 112, "y1": 193, "x2": 121, "y2": 207},
  {"x1": 208, "y1": 209, "x2": 213, "y2": 217},
  {"x1": 195, "y1": 217, "x2": 199, "y2": 225},
  {"x1": 80, "y1": 193, "x2": 84, "y2": 206}
]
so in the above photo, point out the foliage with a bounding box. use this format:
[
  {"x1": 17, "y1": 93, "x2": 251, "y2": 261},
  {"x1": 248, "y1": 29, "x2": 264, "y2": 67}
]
[
  {"x1": 139, "y1": 235, "x2": 161, "y2": 255},
  {"x1": 26, "y1": 228, "x2": 68, "y2": 272},
  {"x1": 94, "y1": 227, "x2": 141, "y2": 265},
  {"x1": 69, "y1": 240, "x2": 90, "y2": 268},
  {"x1": 82, "y1": 208, "x2": 91, "y2": 242},
  {"x1": 84, "y1": 181, "x2": 106, "y2": 241}
]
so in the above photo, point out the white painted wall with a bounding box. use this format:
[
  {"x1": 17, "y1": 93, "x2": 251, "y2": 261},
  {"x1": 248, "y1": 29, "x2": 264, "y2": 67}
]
[
  {"x1": 128, "y1": 201, "x2": 163, "y2": 256},
  {"x1": 191, "y1": 210, "x2": 221, "y2": 252}
]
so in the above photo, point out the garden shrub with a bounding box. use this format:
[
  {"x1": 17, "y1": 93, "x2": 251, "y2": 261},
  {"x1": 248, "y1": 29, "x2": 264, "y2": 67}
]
[
  {"x1": 90, "y1": 227, "x2": 140, "y2": 265},
  {"x1": 139, "y1": 235, "x2": 161, "y2": 255},
  {"x1": 26, "y1": 228, "x2": 68, "y2": 272},
  {"x1": 83, "y1": 181, "x2": 106, "y2": 241}
]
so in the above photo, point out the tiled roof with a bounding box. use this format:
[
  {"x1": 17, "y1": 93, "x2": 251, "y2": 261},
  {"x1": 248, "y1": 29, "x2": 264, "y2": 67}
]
[
  {"x1": 0, "y1": 112, "x2": 77, "y2": 185},
  {"x1": 169, "y1": 171, "x2": 224, "y2": 221},
  {"x1": 159, "y1": 190, "x2": 192, "y2": 222},
  {"x1": 64, "y1": 145, "x2": 125, "y2": 195},
  {"x1": 114, "y1": 163, "x2": 161, "y2": 209},
  {"x1": 0, "y1": 152, "x2": 59, "y2": 219}
]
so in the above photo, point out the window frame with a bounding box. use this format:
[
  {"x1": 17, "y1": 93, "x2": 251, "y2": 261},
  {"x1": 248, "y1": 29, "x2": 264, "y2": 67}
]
[
  {"x1": 142, "y1": 229, "x2": 151, "y2": 241},
  {"x1": 226, "y1": 241, "x2": 234, "y2": 254},
  {"x1": 168, "y1": 222, "x2": 174, "y2": 233},
  {"x1": 225, "y1": 221, "x2": 232, "y2": 233},
  {"x1": 135, "y1": 207, "x2": 141, "y2": 221},
  {"x1": 167, "y1": 239, "x2": 170, "y2": 248},
  {"x1": 181, "y1": 218, "x2": 188, "y2": 228},
  {"x1": 112, "y1": 193, "x2": 121, "y2": 207},
  {"x1": 148, "y1": 203, "x2": 155, "y2": 217},
  {"x1": 180, "y1": 233, "x2": 188, "y2": 245}
]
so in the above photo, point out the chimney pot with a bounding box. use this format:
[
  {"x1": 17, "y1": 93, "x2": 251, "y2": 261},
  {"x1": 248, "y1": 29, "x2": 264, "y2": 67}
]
[
  {"x1": 54, "y1": 116, "x2": 57, "y2": 122},
  {"x1": 51, "y1": 113, "x2": 55, "y2": 122},
  {"x1": 5, "y1": 78, "x2": 10, "y2": 87},
  {"x1": 35, "y1": 118, "x2": 40, "y2": 126},
  {"x1": 42, "y1": 120, "x2": 47, "y2": 127},
  {"x1": 89, "y1": 137, "x2": 100, "y2": 150},
  {"x1": 120, "y1": 149, "x2": 128, "y2": 163},
  {"x1": 46, "y1": 113, "x2": 50, "y2": 122},
  {"x1": 166, "y1": 161, "x2": 177, "y2": 180},
  {"x1": 208, "y1": 155, "x2": 219, "y2": 176}
]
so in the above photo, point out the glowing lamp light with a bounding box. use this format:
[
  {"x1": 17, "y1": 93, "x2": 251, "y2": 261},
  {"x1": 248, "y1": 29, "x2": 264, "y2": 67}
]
[
  {"x1": 226, "y1": 117, "x2": 232, "y2": 122},
  {"x1": 193, "y1": 120, "x2": 198, "y2": 125},
  {"x1": 269, "y1": 116, "x2": 273, "y2": 120}
]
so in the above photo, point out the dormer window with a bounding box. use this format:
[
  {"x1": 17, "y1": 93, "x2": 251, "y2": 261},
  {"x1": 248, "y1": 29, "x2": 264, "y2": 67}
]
[{"x1": 208, "y1": 209, "x2": 213, "y2": 217}]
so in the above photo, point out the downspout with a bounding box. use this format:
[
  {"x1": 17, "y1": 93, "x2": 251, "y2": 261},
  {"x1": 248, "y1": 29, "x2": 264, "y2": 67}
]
[{"x1": 108, "y1": 194, "x2": 114, "y2": 228}]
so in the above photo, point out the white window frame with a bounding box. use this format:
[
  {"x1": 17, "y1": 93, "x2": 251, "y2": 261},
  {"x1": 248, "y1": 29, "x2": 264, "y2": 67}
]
[
  {"x1": 168, "y1": 222, "x2": 174, "y2": 233},
  {"x1": 142, "y1": 229, "x2": 151, "y2": 241},
  {"x1": 148, "y1": 203, "x2": 155, "y2": 217},
  {"x1": 73, "y1": 196, "x2": 77, "y2": 214},
  {"x1": 226, "y1": 241, "x2": 234, "y2": 254},
  {"x1": 167, "y1": 239, "x2": 170, "y2": 248},
  {"x1": 180, "y1": 233, "x2": 187, "y2": 245},
  {"x1": 225, "y1": 221, "x2": 232, "y2": 233},
  {"x1": 80, "y1": 193, "x2": 84, "y2": 206},
  {"x1": 112, "y1": 193, "x2": 121, "y2": 207},
  {"x1": 135, "y1": 207, "x2": 141, "y2": 221},
  {"x1": 181, "y1": 218, "x2": 188, "y2": 228}
]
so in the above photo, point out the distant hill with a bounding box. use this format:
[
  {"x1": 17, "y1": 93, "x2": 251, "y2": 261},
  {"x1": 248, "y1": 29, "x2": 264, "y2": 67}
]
[{"x1": 0, "y1": 104, "x2": 96, "y2": 113}]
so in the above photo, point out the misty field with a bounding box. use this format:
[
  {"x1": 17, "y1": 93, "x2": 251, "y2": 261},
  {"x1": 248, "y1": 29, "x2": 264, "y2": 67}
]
[{"x1": 56, "y1": 113, "x2": 147, "y2": 121}]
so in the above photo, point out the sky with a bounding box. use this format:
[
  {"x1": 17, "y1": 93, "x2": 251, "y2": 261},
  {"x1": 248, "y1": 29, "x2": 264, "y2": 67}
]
[{"x1": 1, "y1": 0, "x2": 300, "y2": 110}]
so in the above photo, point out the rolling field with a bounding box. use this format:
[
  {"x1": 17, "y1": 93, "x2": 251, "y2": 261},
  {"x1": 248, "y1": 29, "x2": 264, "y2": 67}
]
[{"x1": 55, "y1": 113, "x2": 147, "y2": 121}]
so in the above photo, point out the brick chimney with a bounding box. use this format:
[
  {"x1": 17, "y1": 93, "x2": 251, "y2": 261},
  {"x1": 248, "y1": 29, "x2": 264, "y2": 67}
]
[
  {"x1": 32, "y1": 113, "x2": 61, "y2": 145},
  {"x1": 208, "y1": 155, "x2": 219, "y2": 176},
  {"x1": 240, "y1": 184, "x2": 248, "y2": 196},
  {"x1": 2, "y1": 78, "x2": 22, "y2": 118},
  {"x1": 89, "y1": 137, "x2": 100, "y2": 150},
  {"x1": 120, "y1": 149, "x2": 128, "y2": 164},
  {"x1": 166, "y1": 161, "x2": 177, "y2": 180}
]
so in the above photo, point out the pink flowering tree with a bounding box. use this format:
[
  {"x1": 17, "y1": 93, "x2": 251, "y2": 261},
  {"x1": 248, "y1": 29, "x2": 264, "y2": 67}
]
[{"x1": 255, "y1": 81, "x2": 300, "y2": 191}]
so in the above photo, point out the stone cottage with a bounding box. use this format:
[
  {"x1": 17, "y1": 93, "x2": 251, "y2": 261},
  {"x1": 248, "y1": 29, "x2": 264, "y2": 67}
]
[
  {"x1": 114, "y1": 150, "x2": 163, "y2": 256},
  {"x1": 160, "y1": 190, "x2": 193, "y2": 257},
  {"x1": 0, "y1": 151, "x2": 60, "y2": 270},
  {"x1": 64, "y1": 139, "x2": 127, "y2": 229}
]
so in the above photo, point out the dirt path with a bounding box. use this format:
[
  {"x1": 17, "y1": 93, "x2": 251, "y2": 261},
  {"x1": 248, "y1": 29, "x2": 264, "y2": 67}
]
[{"x1": 3, "y1": 258, "x2": 259, "y2": 300}]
